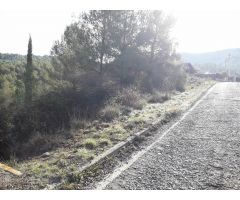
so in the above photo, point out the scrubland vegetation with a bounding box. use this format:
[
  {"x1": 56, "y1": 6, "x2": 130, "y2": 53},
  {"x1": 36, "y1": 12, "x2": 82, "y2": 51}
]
[
  {"x1": 1, "y1": 75, "x2": 214, "y2": 189},
  {"x1": 0, "y1": 10, "x2": 188, "y2": 161}
]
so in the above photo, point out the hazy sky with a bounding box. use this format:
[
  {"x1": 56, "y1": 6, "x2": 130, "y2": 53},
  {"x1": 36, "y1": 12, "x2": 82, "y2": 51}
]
[{"x1": 1, "y1": 0, "x2": 240, "y2": 55}]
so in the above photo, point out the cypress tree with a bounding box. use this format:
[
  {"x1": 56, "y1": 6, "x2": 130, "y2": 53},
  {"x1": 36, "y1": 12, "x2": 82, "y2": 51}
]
[{"x1": 24, "y1": 36, "x2": 33, "y2": 106}]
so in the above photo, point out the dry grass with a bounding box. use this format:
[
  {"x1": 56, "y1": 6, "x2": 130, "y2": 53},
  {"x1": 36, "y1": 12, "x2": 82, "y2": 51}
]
[
  {"x1": 98, "y1": 138, "x2": 112, "y2": 147},
  {"x1": 100, "y1": 124, "x2": 128, "y2": 142},
  {"x1": 83, "y1": 138, "x2": 97, "y2": 150},
  {"x1": 18, "y1": 132, "x2": 63, "y2": 157},
  {"x1": 164, "y1": 107, "x2": 181, "y2": 121},
  {"x1": 115, "y1": 87, "x2": 146, "y2": 109},
  {"x1": 70, "y1": 118, "x2": 90, "y2": 130},
  {"x1": 76, "y1": 148, "x2": 95, "y2": 160},
  {"x1": 99, "y1": 104, "x2": 121, "y2": 122},
  {"x1": 148, "y1": 92, "x2": 170, "y2": 103}
]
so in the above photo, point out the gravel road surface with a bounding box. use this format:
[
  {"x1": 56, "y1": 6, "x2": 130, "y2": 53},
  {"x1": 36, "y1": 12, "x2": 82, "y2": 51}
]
[{"x1": 100, "y1": 82, "x2": 240, "y2": 189}]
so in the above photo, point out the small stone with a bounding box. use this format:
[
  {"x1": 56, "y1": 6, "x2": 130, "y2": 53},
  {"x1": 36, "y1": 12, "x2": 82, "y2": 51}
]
[{"x1": 41, "y1": 152, "x2": 50, "y2": 158}]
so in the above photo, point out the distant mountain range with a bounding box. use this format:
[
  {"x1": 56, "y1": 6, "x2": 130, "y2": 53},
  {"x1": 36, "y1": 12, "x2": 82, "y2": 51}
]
[{"x1": 181, "y1": 48, "x2": 240, "y2": 74}]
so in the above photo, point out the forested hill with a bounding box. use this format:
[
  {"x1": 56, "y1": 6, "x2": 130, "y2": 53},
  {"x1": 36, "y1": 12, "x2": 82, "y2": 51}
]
[
  {"x1": 181, "y1": 48, "x2": 240, "y2": 73},
  {"x1": 0, "y1": 53, "x2": 25, "y2": 61},
  {"x1": 0, "y1": 53, "x2": 50, "y2": 62},
  {"x1": 0, "y1": 52, "x2": 53, "y2": 104}
]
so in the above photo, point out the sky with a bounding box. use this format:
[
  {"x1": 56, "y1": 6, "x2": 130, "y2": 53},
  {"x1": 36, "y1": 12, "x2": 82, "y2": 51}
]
[{"x1": 1, "y1": 0, "x2": 240, "y2": 55}]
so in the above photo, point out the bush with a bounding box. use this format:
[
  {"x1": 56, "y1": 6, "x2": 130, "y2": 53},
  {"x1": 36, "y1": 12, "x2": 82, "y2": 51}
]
[
  {"x1": 100, "y1": 104, "x2": 120, "y2": 122},
  {"x1": 0, "y1": 84, "x2": 111, "y2": 159},
  {"x1": 148, "y1": 92, "x2": 170, "y2": 103},
  {"x1": 98, "y1": 138, "x2": 112, "y2": 147},
  {"x1": 0, "y1": 106, "x2": 15, "y2": 160},
  {"x1": 83, "y1": 138, "x2": 97, "y2": 150},
  {"x1": 133, "y1": 99, "x2": 146, "y2": 110},
  {"x1": 70, "y1": 118, "x2": 89, "y2": 130},
  {"x1": 115, "y1": 87, "x2": 145, "y2": 109},
  {"x1": 0, "y1": 139, "x2": 11, "y2": 160},
  {"x1": 169, "y1": 65, "x2": 186, "y2": 92},
  {"x1": 16, "y1": 132, "x2": 62, "y2": 158},
  {"x1": 165, "y1": 107, "x2": 180, "y2": 120},
  {"x1": 175, "y1": 79, "x2": 186, "y2": 92},
  {"x1": 13, "y1": 86, "x2": 110, "y2": 140}
]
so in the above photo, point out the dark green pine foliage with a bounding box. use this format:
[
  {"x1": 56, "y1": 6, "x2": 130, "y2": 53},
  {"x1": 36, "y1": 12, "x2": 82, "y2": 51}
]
[{"x1": 24, "y1": 36, "x2": 33, "y2": 106}]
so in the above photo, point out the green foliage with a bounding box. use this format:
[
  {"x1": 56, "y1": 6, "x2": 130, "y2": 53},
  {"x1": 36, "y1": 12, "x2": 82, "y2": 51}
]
[
  {"x1": 0, "y1": 10, "x2": 187, "y2": 160},
  {"x1": 51, "y1": 10, "x2": 183, "y2": 92},
  {"x1": 0, "y1": 53, "x2": 56, "y2": 103},
  {"x1": 24, "y1": 36, "x2": 34, "y2": 106}
]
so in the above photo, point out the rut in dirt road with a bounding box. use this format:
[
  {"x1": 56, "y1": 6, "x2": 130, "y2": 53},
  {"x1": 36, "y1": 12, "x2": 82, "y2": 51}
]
[{"x1": 98, "y1": 82, "x2": 240, "y2": 189}]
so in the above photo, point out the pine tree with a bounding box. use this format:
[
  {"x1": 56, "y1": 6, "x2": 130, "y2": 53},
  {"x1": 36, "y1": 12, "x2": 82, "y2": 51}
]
[{"x1": 24, "y1": 36, "x2": 33, "y2": 106}]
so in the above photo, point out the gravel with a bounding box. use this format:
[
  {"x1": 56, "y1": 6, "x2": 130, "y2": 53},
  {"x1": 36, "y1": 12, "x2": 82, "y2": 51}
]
[{"x1": 102, "y1": 82, "x2": 240, "y2": 190}]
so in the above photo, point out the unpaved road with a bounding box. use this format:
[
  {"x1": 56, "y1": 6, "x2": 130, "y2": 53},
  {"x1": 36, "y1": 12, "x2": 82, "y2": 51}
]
[{"x1": 98, "y1": 82, "x2": 240, "y2": 189}]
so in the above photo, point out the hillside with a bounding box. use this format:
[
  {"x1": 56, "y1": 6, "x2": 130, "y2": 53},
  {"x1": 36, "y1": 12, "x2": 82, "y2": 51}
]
[
  {"x1": 0, "y1": 53, "x2": 50, "y2": 62},
  {"x1": 181, "y1": 48, "x2": 240, "y2": 74}
]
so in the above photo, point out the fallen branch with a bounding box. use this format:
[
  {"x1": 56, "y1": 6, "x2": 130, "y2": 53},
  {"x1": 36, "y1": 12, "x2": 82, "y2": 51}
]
[{"x1": 0, "y1": 162, "x2": 22, "y2": 176}]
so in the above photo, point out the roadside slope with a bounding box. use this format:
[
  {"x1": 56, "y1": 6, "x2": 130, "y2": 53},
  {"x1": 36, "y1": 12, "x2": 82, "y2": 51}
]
[{"x1": 0, "y1": 77, "x2": 215, "y2": 189}]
